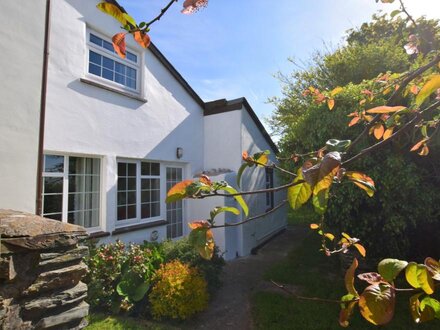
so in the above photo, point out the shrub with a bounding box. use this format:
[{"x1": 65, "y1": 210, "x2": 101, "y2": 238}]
[
  {"x1": 157, "y1": 237, "x2": 225, "y2": 294},
  {"x1": 84, "y1": 240, "x2": 163, "y2": 313},
  {"x1": 148, "y1": 260, "x2": 209, "y2": 320}
]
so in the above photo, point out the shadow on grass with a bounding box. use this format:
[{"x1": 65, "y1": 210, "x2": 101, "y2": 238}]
[
  {"x1": 86, "y1": 314, "x2": 181, "y2": 330},
  {"x1": 252, "y1": 223, "x2": 440, "y2": 330}
]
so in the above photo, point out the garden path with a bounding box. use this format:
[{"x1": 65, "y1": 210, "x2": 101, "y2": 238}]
[{"x1": 185, "y1": 225, "x2": 308, "y2": 330}]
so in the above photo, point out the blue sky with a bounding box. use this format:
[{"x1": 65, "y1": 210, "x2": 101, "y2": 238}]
[{"x1": 121, "y1": 0, "x2": 439, "y2": 134}]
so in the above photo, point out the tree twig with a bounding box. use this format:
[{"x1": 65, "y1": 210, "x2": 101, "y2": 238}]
[{"x1": 144, "y1": 0, "x2": 178, "y2": 30}]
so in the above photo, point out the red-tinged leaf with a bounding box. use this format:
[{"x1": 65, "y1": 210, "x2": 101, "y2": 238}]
[
  {"x1": 361, "y1": 89, "x2": 373, "y2": 98},
  {"x1": 366, "y1": 105, "x2": 406, "y2": 114},
  {"x1": 188, "y1": 224, "x2": 215, "y2": 260},
  {"x1": 373, "y1": 124, "x2": 385, "y2": 140},
  {"x1": 97, "y1": 2, "x2": 136, "y2": 27},
  {"x1": 327, "y1": 98, "x2": 335, "y2": 110},
  {"x1": 314, "y1": 93, "x2": 326, "y2": 104},
  {"x1": 354, "y1": 243, "x2": 367, "y2": 257},
  {"x1": 188, "y1": 220, "x2": 210, "y2": 230},
  {"x1": 405, "y1": 262, "x2": 435, "y2": 294},
  {"x1": 419, "y1": 145, "x2": 429, "y2": 156},
  {"x1": 199, "y1": 174, "x2": 212, "y2": 186},
  {"x1": 410, "y1": 139, "x2": 427, "y2": 152},
  {"x1": 345, "y1": 172, "x2": 376, "y2": 197},
  {"x1": 363, "y1": 115, "x2": 374, "y2": 122},
  {"x1": 133, "y1": 31, "x2": 150, "y2": 48},
  {"x1": 359, "y1": 284, "x2": 395, "y2": 325},
  {"x1": 410, "y1": 85, "x2": 419, "y2": 95},
  {"x1": 112, "y1": 33, "x2": 127, "y2": 58},
  {"x1": 383, "y1": 127, "x2": 394, "y2": 140},
  {"x1": 416, "y1": 74, "x2": 440, "y2": 106},
  {"x1": 345, "y1": 258, "x2": 359, "y2": 296},
  {"x1": 302, "y1": 151, "x2": 341, "y2": 189},
  {"x1": 166, "y1": 179, "x2": 193, "y2": 203},
  {"x1": 310, "y1": 223, "x2": 319, "y2": 230},
  {"x1": 349, "y1": 117, "x2": 361, "y2": 127},
  {"x1": 358, "y1": 272, "x2": 384, "y2": 285},
  {"x1": 425, "y1": 257, "x2": 440, "y2": 281},
  {"x1": 347, "y1": 112, "x2": 358, "y2": 117},
  {"x1": 242, "y1": 151, "x2": 249, "y2": 161},
  {"x1": 182, "y1": 0, "x2": 209, "y2": 14}
]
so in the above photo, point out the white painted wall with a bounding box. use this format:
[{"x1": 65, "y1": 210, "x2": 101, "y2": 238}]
[
  {"x1": 44, "y1": 0, "x2": 205, "y2": 242},
  {"x1": 0, "y1": 0, "x2": 46, "y2": 213}
]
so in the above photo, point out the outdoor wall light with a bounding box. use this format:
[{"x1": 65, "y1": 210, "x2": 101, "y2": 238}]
[{"x1": 176, "y1": 147, "x2": 183, "y2": 159}]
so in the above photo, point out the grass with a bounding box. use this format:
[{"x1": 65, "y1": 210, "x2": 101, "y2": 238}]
[
  {"x1": 85, "y1": 314, "x2": 180, "y2": 330},
  {"x1": 251, "y1": 215, "x2": 440, "y2": 329}
]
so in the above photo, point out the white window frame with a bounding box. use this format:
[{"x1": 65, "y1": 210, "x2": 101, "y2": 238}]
[
  {"x1": 42, "y1": 153, "x2": 102, "y2": 233},
  {"x1": 85, "y1": 28, "x2": 142, "y2": 95},
  {"x1": 116, "y1": 160, "x2": 164, "y2": 227},
  {"x1": 165, "y1": 165, "x2": 185, "y2": 239}
]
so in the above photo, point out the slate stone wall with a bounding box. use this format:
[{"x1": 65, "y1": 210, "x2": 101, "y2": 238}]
[{"x1": 0, "y1": 210, "x2": 89, "y2": 329}]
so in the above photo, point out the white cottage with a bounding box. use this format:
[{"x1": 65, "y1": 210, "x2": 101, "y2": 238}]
[{"x1": 7, "y1": 0, "x2": 286, "y2": 259}]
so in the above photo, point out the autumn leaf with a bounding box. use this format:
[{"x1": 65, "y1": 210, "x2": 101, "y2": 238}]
[
  {"x1": 416, "y1": 75, "x2": 440, "y2": 106},
  {"x1": 410, "y1": 139, "x2": 428, "y2": 152},
  {"x1": 345, "y1": 258, "x2": 359, "y2": 297},
  {"x1": 166, "y1": 179, "x2": 193, "y2": 203},
  {"x1": 182, "y1": 0, "x2": 209, "y2": 14},
  {"x1": 372, "y1": 123, "x2": 385, "y2": 140},
  {"x1": 331, "y1": 86, "x2": 344, "y2": 97},
  {"x1": 419, "y1": 145, "x2": 429, "y2": 156},
  {"x1": 310, "y1": 223, "x2": 319, "y2": 230},
  {"x1": 97, "y1": 2, "x2": 137, "y2": 27},
  {"x1": 359, "y1": 283, "x2": 395, "y2": 325},
  {"x1": 383, "y1": 127, "x2": 394, "y2": 140},
  {"x1": 366, "y1": 106, "x2": 406, "y2": 114},
  {"x1": 133, "y1": 31, "x2": 151, "y2": 48},
  {"x1": 345, "y1": 171, "x2": 375, "y2": 197},
  {"x1": 112, "y1": 32, "x2": 127, "y2": 58},
  {"x1": 357, "y1": 272, "x2": 383, "y2": 285},
  {"x1": 348, "y1": 116, "x2": 361, "y2": 127},
  {"x1": 354, "y1": 243, "x2": 367, "y2": 257},
  {"x1": 410, "y1": 85, "x2": 419, "y2": 95},
  {"x1": 405, "y1": 262, "x2": 435, "y2": 294},
  {"x1": 327, "y1": 98, "x2": 335, "y2": 110},
  {"x1": 188, "y1": 221, "x2": 215, "y2": 260}
]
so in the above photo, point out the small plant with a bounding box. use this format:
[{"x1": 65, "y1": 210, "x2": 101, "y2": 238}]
[
  {"x1": 85, "y1": 240, "x2": 163, "y2": 313},
  {"x1": 149, "y1": 260, "x2": 209, "y2": 320},
  {"x1": 158, "y1": 237, "x2": 225, "y2": 294}
]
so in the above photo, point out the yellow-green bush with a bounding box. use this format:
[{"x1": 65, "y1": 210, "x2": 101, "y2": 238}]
[{"x1": 149, "y1": 260, "x2": 209, "y2": 320}]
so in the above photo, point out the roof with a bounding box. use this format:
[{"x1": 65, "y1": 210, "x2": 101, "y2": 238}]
[
  {"x1": 204, "y1": 98, "x2": 279, "y2": 154},
  {"x1": 108, "y1": 0, "x2": 278, "y2": 154}
]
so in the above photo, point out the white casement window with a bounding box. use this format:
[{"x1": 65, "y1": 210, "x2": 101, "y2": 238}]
[
  {"x1": 117, "y1": 161, "x2": 162, "y2": 223},
  {"x1": 42, "y1": 154, "x2": 101, "y2": 229},
  {"x1": 86, "y1": 29, "x2": 140, "y2": 93},
  {"x1": 166, "y1": 167, "x2": 184, "y2": 239},
  {"x1": 265, "y1": 167, "x2": 274, "y2": 210}
]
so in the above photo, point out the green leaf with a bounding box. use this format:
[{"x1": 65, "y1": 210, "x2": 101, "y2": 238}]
[
  {"x1": 405, "y1": 262, "x2": 435, "y2": 294},
  {"x1": 116, "y1": 272, "x2": 149, "y2": 302},
  {"x1": 312, "y1": 188, "x2": 329, "y2": 215},
  {"x1": 345, "y1": 258, "x2": 359, "y2": 297},
  {"x1": 188, "y1": 225, "x2": 215, "y2": 260},
  {"x1": 237, "y1": 163, "x2": 250, "y2": 188},
  {"x1": 220, "y1": 185, "x2": 249, "y2": 216},
  {"x1": 416, "y1": 75, "x2": 440, "y2": 106},
  {"x1": 287, "y1": 169, "x2": 312, "y2": 210},
  {"x1": 420, "y1": 297, "x2": 440, "y2": 320},
  {"x1": 325, "y1": 139, "x2": 351, "y2": 152},
  {"x1": 210, "y1": 206, "x2": 240, "y2": 221},
  {"x1": 339, "y1": 294, "x2": 358, "y2": 327},
  {"x1": 359, "y1": 283, "x2": 395, "y2": 325},
  {"x1": 378, "y1": 259, "x2": 408, "y2": 282},
  {"x1": 331, "y1": 86, "x2": 344, "y2": 97},
  {"x1": 390, "y1": 9, "x2": 401, "y2": 17},
  {"x1": 96, "y1": 2, "x2": 136, "y2": 27}
]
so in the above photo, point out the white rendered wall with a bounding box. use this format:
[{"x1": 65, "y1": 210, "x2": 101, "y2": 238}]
[
  {"x1": 0, "y1": 1, "x2": 46, "y2": 213},
  {"x1": 204, "y1": 111, "x2": 242, "y2": 172},
  {"x1": 44, "y1": 0, "x2": 205, "y2": 242},
  {"x1": 240, "y1": 108, "x2": 287, "y2": 256}
]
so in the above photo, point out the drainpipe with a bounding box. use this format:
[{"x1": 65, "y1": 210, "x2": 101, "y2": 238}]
[{"x1": 36, "y1": 0, "x2": 51, "y2": 215}]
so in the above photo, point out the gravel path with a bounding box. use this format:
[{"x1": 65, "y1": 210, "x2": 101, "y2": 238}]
[{"x1": 184, "y1": 225, "x2": 309, "y2": 330}]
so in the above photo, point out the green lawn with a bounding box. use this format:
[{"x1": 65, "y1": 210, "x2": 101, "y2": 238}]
[
  {"x1": 251, "y1": 224, "x2": 440, "y2": 330},
  {"x1": 85, "y1": 314, "x2": 180, "y2": 330}
]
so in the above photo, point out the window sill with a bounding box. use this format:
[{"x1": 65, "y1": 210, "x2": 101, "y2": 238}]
[
  {"x1": 80, "y1": 78, "x2": 147, "y2": 103},
  {"x1": 112, "y1": 220, "x2": 167, "y2": 235},
  {"x1": 88, "y1": 231, "x2": 111, "y2": 239}
]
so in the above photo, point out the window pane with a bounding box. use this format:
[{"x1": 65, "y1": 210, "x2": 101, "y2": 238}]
[
  {"x1": 103, "y1": 57, "x2": 114, "y2": 70},
  {"x1": 127, "y1": 205, "x2": 136, "y2": 219},
  {"x1": 127, "y1": 78, "x2": 136, "y2": 90},
  {"x1": 115, "y1": 73, "x2": 124, "y2": 85},
  {"x1": 127, "y1": 191, "x2": 136, "y2": 204},
  {"x1": 89, "y1": 51, "x2": 101, "y2": 65},
  {"x1": 128, "y1": 163, "x2": 136, "y2": 176},
  {"x1": 90, "y1": 34, "x2": 102, "y2": 46},
  {"x1": 115, "y1": 62, "x2": 125, "y2": 74},
  {"x1": 69, "y1": 157, "x2": 84, "y2": 175},
  {"x1": 117, "y1": 206, "x2": 127, "y2": 221},
  {"x1": 45, "y1": 213, "x2": 62, "y2": 221},
  {"x1": 141, "y1": 162, "x2": 150, "y2": 175},
  {"x1": 89, "y1": 63, "x2": 101, "y2": 76},
  {"x1": 68, "y1": 193, "x2": 83, "y2": 212},
  {"x1": 118, "y1": 162, "x2": 126, "y2": 176},
  {"x1": 43, "y1": 177, "x2": 63, "y2": 194},
  {"x1": 44, "y1": 195, "x2": 62, "y2": 214},
  {"x1": 102, "y1": 68, "x2": 113, "y2": 80},
  {"x1": 44, "y1": 155, "x2": 64, "y2": 173},
  {"x1": 127, "y1": 52, "x2": 137, "y2": 63},
  {"x1": 68, "y1": 211, "x2": 84, "y2": 225},
  {"x1": 118, "y1": 178, "x2": 127, "y2": 191},
  {"x1": 151, "y1": 203, "x2": 160, "y2": 217},
  {"x1": 141, "y1": 190, "x2": 150, "y2": 203},
  {"x1": 128, "y1": 178, "x2": 136, "y2": 190},
  {"x1": 117, "y1": 192, "x2": 127, "y2": 206},
  {"x1": 151, "y1": 179, "x2": 160, "y2": 190},
  {"x1": 151, "y1": 163, "x2": 160, "y2": 176},
  {"x1": 141, "y1": 203, "x2": 150, "y2": 219},
  {"x1": 127, "y1": 67, "x2": 136, "y2": 79},
  {"x1": 103, "y1": 40, "x2": 114, "y2": 52}
]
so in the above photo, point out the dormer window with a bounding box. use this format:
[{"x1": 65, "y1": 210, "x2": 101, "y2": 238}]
[{"x1": 86, "y1": 30, "x2": 140, "y2": 93}]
